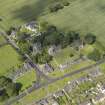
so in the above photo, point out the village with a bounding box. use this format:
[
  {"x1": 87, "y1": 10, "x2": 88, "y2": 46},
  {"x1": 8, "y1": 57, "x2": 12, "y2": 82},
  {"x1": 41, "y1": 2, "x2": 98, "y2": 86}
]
[{"x1": 1, "y1": 0, "x2": 105, "y2": 105}]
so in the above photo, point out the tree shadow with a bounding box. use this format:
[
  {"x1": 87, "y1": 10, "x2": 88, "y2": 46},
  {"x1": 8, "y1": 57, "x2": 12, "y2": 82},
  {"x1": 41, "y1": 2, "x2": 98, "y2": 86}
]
[
  {"x1": 15, "y1": 83, "x2": 23, "y2": 94},
  {"x1": 12, "y1": 0, "x2": 52, "y2": 22}
]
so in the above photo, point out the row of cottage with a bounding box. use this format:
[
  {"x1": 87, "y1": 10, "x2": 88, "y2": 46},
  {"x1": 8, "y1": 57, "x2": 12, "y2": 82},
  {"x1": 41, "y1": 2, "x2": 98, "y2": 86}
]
[{"x1": 30, "y1": 67, "x2": 105, "y2": 105}]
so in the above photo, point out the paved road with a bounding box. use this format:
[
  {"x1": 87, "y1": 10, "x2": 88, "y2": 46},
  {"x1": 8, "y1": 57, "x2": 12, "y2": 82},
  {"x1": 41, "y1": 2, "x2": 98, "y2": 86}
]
[
  {"x1": 5, "y1": 59, "x2": 105, "y2": 105},
  {"x1": 1, "y1": 29, "x2": 105, "y2": 105},
  {"x1": 0, "y1": 31, "x2": 51, "y2": 82},
  {"x1": 27, "y1": 59, "x2": 105, "y2": 91},
  {"x1": 25, "y1": 54, "x2": 52, "y2": 81}
]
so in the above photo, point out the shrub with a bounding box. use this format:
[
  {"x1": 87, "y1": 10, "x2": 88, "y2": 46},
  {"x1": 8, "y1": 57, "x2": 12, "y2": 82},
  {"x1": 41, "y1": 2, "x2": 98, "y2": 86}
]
[
  {"x1": 84, "y1": 33, "x2": 96, "y2": 44},
  {"x1": 87, "y1": 49, "x2": 101, "y2": 61},
  {"x1": 49, "y1": 3, "x2": 64, "y2": 12},
  {"x1": 62, "y1": 1, "x2": 70, "y2": 6}
]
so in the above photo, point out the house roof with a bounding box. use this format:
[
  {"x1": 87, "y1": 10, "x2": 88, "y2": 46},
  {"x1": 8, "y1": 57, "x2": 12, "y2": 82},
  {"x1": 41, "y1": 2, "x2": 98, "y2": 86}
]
[
  {"x1": 25, "y1": 21, "x2": 38, "y2": 29},
  {"x1": 79, "y1": 101, "x2": 91, "y2": 105}
]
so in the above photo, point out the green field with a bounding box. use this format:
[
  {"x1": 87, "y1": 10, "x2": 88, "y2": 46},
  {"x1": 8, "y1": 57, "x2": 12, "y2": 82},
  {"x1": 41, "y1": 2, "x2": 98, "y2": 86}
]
[
  {"x1": 16, "y1": 70, "x2": 36, "y2": 91},
  {"x1": 39, "y1": 0, "x2": 105, "y2": 46},
  {"x1": 0, "y1": 45, "x2": 22, "y2": 76},
  {"x1": 0, "y1": 0, "x2": 54, "y2": 30},
  {"x1": 51, "y1": 46, "x2": 78, "y2": 66},
  {"x1": 1, "y1": 0, "x2": 105, "y2": 47},
  {"x1": 0, "y1": 35, "x2": 6, "y2": 44}
]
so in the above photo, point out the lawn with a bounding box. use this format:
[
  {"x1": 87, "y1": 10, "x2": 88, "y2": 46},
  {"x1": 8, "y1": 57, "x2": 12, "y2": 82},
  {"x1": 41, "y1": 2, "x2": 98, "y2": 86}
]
[
  {"x1": 50, "y1": 46, "x2": 79, "y2": 68},
  {"x1": 0, "y1": 45, "x2": 22, "y2": 76},
  {"x1": 39, "y1": 0, "x2": 105, "y2": 47},
  {"x1": 16, "y1": 70, "x2": 36, "y2": 91}
]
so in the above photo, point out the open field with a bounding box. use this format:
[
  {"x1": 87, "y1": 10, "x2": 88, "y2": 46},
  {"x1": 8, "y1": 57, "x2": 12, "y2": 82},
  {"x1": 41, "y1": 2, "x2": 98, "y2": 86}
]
[
  {"x1": 16, "y1": 70, "x2": 36, "y2": 91},
  {"x1": 39, "y1": 0, "x2": 105, "y2": 47},
  {"x1": 0, "y1": 45, "x2": 22, "y2": 76},
  {"x1": 0, "y1": 0, "x2": 55, "y2": 30},
  {"x1": 51, "y1": 46, "x2": 78, "y2": 66},
  {"x1": 0, "y1": 35, "x2": 6, "y2": 44}
]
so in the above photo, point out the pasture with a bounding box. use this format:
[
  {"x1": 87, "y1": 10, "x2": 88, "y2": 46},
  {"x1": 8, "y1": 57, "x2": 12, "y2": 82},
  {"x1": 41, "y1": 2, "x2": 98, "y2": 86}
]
[
  {"x1": 16, "y1": 70, "x2": 36, "y2": 91},
  {"x1": 39, "y1": 0, "x2": 105, "y2": 47},
  {"x1": 0, "y1": 45, "x2": 22, "y2": 76},
  {"x1": 0, "y1": 35, "x2": 6, "y2": 44},
  {"x1": 0, "y1": 0, "x2": 54, "y2": 30}
]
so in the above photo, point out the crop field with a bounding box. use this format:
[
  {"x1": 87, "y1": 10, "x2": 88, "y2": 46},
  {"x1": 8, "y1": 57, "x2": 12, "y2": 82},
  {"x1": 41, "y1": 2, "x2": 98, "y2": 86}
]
[
  {"x1": 0, "y1": 45, "x2": 22, "y2": 76},
  {"x1": 39, "y1": 0, "x2": 105, "y2": 47}
]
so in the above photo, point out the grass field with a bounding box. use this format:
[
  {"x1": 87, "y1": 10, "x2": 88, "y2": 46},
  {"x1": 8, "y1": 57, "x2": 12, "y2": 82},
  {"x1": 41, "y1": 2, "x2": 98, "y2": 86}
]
[
  {"x1": 0, "y1": 45, "x2": 22, "y2": 76},
  {"x1": 53, "y1": 46, "x2": 78, "y2": 65},
  {"x1": 16, "y1": 70, "x2": 36, "y2": 91},
  {"x1": 0, "y1": 35, "x2": 6, "y2": 44},
  {"x1": 1, "y1": 0, "x2": 105, "y2": 46},
  {"x1": 0, "y1": 0, "x2": 55, "y2": 30},
  {"x1": 39, "y1": 0, "x2": 105, "y2": 47}
]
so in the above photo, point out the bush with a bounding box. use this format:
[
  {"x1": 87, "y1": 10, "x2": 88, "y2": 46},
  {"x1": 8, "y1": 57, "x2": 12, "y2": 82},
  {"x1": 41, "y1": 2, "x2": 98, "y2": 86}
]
[
  {"x1": 84, "y1": 33, "x2": 96, "y2": 44},
  {"x1": 33, "y1": 49, "x2": 52, "y2": 64},
  {"x1": 62, "y1": 1, "x2": 70, "y2": 6},
  {"x1": 49, "y1": 3, "x2": 64, "y2": 12},
  {"x1": 87, "y1": 49, "x2": 101, "y2": 61}
]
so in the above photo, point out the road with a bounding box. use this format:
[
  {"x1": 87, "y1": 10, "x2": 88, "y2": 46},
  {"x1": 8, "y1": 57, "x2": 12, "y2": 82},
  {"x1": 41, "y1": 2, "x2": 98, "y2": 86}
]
[
  {"x1": 0, "y1": 30, "x2": 51, "y2": 82},
  {"x1": 1, "y1": 30, "x2": 105, "y2": 105},
  {"x1": 5, "y1": 59, "x2": 105, "y2": 105}
]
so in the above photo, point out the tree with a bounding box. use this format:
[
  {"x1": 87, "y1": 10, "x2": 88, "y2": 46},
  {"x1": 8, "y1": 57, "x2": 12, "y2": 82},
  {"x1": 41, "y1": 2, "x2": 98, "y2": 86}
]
[
  {"x1": 0, "y1": 76, "x2": 12, "y2": 88},
  {"x1": 62, "y1": 1, "x2": 70, "y2": 6},
  {"x1": 49, "y1": 3, "x2": 64, "y2": 12},
  {"x1": 18, "y1": 40, "x2": 31, "y2": 54},
  {"x1": 0, "y1": 89, "x2": 8, "y2": 102},
  {"x1": 87, "y1": 49, "x2": 101, "y2": 61},
  {"x1": 0, "y1": 76, "x2": 22, "y2": 101},
  {"x1": 43, "y1": 31, "x2": 63, "y2": 46},
  {"x1": 33, "y1": 49, "x2": 52, "y2": 64},
  {"x1": 84, "y1": 33, "x2": 96, "y2": 44}
]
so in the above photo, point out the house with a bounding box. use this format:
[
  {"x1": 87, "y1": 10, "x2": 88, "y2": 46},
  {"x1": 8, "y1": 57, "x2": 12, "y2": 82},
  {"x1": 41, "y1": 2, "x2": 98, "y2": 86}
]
[
  {"x1": 32, "y1": 42, "x2": 42, "y2": 55},
  {"x1": 76, "y1": 76, "x2": 90, "y2": 84},
  {"x1": 10, "y1": 30, "x2": 17, "y2": 39},
  {"x1": 47, "y1": 96, "x2": 59, "y2": 105},
  {"x1": 64, "y1": 80, "x2": 78, "y2": 93},
  {"x1": 36, "y1": 99, "x2": 49, "y2": 105},
  {"x1": 79, "y1": 101, "x2": 91, "y2": 105},
  {"x1": 64, "y1": 85, "x2": 72, "y2": 93},
  {"x1": 43, "y1": 63, "x2": 54, "y2": 73},
  {"x1": 54, "y1": 90, "x2": 64, "y2": 98},
  {"x1": 89, "y1": 68, "x2": 102, "y2": 78},
  {"x1": 48, "y1": 45, "x2": 61, "y2": 56},
  {"x1": 21, "y1": 21, "x2": 41, "y2": 37},
  {"x1": 48, "y1": 45, "x2": 57, "y2": 56},
  {"x1": 97, "y1": 84, "x2": 105, "y2": 94},
  {"x1": 25, "y1": 21, "x2": 39, "y2": 32},
  {"x1": 92, "y1": 93, "x2": 105, "y2": 104},
  {"x1": 59, "y1": 64, "x2": 67, "y2": 70}
]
